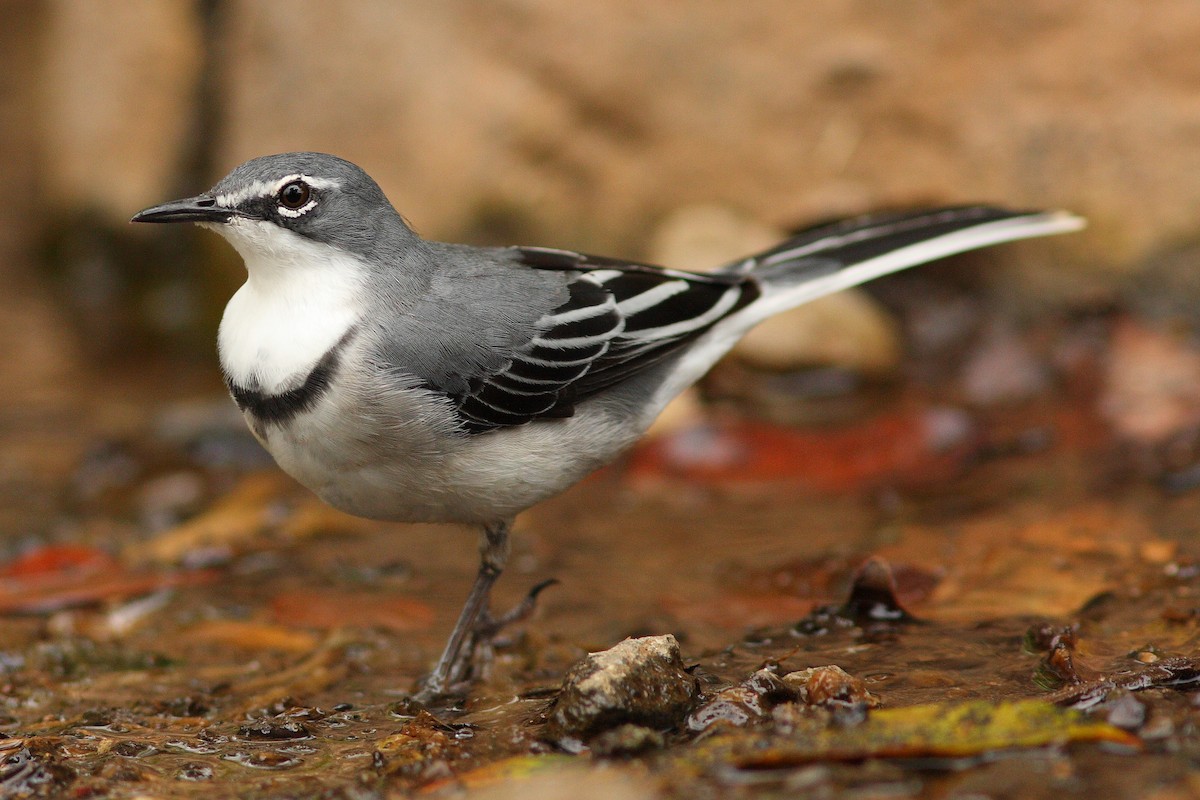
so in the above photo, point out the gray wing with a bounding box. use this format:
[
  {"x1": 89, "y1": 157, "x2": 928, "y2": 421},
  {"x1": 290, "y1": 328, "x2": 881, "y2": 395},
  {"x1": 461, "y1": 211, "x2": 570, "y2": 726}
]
[
  {"x1": 451, "y1": 247, "x2": 759, "y2": 433},
  {"x1": 452, "y1": 205, "x2": 1079, "y2": 433}
]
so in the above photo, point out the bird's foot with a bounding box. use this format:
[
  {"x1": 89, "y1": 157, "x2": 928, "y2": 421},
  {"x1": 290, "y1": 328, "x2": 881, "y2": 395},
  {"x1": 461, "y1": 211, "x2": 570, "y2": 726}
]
[{"x1": 414, "y1": 579, "x2": 557, "y2": 703}]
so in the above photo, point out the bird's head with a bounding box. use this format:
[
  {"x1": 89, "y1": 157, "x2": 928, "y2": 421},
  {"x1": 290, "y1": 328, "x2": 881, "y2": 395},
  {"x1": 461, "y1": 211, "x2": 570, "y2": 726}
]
[{"x1": 132, "y1": 152, "x2": 411, "y2": 271}]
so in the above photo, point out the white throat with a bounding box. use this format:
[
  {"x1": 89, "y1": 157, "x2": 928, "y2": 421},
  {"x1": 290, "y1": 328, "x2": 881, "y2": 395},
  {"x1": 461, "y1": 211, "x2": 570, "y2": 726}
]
[{"x1": 215, "y1": 219, "x2": 365, "y2": 393}]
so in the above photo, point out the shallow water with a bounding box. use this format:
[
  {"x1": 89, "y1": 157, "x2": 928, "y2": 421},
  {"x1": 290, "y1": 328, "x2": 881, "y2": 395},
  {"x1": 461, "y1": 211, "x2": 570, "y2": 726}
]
[{"x1": 1, "y1": 346, "x2": 1199, "y2": 799}]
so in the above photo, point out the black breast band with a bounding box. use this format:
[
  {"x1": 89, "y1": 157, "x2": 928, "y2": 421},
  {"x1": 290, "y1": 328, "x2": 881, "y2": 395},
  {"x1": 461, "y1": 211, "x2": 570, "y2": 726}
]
[{"x1": 226, "y1": 326, "x2": 358, "y2": 426}]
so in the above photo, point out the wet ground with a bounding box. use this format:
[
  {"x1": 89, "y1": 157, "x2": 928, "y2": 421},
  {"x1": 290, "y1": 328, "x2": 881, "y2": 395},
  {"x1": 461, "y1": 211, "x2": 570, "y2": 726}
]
[{"x1": 4, "y1": 303, "x2": 1200, "y2": 799}]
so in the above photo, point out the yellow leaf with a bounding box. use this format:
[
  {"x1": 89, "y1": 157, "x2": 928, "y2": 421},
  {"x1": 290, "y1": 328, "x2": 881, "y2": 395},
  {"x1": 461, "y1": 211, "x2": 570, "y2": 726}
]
[{"x1": 724, "y1": 700, "x2": 1138, "y2": 766}]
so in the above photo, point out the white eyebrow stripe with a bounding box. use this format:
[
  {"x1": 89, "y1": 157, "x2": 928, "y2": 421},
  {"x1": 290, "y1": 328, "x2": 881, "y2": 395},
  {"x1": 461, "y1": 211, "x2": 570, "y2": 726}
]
[
  {"x1": 216, "y1": 180, "x2": 273, "y2": 207},
  {"x1": 297, "y1": 175, "x2": 341, "y2": 191},
  {"x1": 215, "y1": 174, "x2": 341, "y2": 207}
]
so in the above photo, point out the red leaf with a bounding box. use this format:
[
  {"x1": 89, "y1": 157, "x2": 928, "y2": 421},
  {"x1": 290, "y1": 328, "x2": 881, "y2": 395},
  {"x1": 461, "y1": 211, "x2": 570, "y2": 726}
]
[{"x1": 0, "y1": 544, "x2": 216, "y2": 614}]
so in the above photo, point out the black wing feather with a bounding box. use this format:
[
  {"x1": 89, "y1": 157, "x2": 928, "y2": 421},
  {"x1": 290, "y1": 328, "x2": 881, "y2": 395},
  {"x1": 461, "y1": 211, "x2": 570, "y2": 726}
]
[{"x1": 450, "y1": 248, "x2": 758, "y2": 433}]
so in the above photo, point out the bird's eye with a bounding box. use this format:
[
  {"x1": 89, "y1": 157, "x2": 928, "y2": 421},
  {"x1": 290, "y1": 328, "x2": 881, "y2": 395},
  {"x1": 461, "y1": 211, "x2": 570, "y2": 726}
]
[{"x1": 278, "y1": 180, "x2": 311, "y2": 210}]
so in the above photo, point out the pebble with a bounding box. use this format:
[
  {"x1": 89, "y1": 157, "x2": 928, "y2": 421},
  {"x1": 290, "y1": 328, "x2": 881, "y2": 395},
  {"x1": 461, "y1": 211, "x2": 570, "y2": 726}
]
[
  {"x1": 686, "y1": 668, "x2": 796, "y2": 732},
  {"x1": 545, "y1": 635, "x2": 699, "y2": 742},
  {"x1": 781, "y1": 664, "x2": 879, "y2": 709}
]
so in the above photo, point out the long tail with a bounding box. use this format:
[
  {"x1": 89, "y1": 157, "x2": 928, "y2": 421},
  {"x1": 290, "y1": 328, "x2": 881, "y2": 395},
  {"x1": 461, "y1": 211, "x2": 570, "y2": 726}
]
[
  {"x1": 728, "y1": 205, "x2": 1085, "y2": 325},
  {"x1": 644, "y1": 205, "x2": 1084, "y2": 414}
]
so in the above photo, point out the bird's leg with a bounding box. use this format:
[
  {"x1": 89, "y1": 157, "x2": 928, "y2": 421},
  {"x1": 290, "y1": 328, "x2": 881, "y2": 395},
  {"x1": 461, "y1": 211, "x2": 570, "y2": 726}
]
[{"x1": 416, "y1": 520, "x2": 511, "y2": 700}]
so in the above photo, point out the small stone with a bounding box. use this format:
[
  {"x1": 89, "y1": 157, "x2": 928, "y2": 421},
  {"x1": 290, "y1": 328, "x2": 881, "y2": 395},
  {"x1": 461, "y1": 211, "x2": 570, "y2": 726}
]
[
  {"x1": 175, "y1": 762, "x2": 214, "y2": 782},
  {"x1": 545, "y1": 635, "x2": 699, "y2": 741},
  {"x1": 1139, "y1": 714, "x2": 1175, "y2": 740},
  {"x1": 742, "y1": 668, "x2": 798, "y2": 705},
  {"x1": 236, "y1": 719, "x2": 312, "y2": 741},
  {"x1": 686, "y1": 685, "x2": 763, "y2": 732},
  {"x1": 841, "y1": 558, "x2": 916, "y2": 624},
  {"x1": 110, "y1": 739, "x2": 156, "y2": 758},
  {"x1": 686, "y1": 668, "x2": 799, "y2": 732},
  {"x1": 781, "y1": 665, "x2": 878, "y2": 709}
]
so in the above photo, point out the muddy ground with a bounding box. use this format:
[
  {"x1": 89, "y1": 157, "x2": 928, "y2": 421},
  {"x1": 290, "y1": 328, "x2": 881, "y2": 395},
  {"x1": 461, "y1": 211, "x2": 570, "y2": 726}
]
[{"x1": 3, "y1": 277, "x2": 1200, "y2": 799}]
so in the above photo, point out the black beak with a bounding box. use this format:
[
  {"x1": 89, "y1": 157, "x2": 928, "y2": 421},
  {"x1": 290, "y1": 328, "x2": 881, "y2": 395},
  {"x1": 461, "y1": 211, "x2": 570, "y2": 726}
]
[{"x1": 130, "y1": 195, "x2": 234, "y2": 224}]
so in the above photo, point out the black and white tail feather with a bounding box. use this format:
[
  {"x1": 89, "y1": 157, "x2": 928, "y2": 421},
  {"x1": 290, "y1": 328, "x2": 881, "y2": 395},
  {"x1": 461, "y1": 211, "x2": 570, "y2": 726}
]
[{"x1": 453, "y1": 205, "x2": 1084, "y2": 433}]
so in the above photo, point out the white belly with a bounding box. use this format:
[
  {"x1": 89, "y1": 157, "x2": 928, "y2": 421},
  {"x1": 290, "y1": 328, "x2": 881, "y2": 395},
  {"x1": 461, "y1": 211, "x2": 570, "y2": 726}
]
[{"x1": 250, "y1": 364, "x2": 641, "y2": 525}]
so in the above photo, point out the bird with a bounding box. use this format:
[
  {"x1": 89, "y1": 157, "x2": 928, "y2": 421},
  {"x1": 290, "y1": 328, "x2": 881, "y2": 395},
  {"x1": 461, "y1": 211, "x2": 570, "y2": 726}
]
[{"x1": 131, "y1": 152, "x2": 1084, "y2": 698}]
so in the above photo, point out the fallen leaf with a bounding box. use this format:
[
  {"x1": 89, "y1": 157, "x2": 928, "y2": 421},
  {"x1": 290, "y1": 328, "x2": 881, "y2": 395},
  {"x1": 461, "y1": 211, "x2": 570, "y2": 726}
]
[
  {"x1": 0, "y1": 544, "x2": 216, "y2": 615},
  {"x1": 128, "y1": 472, "x2": 372, "y2": 566},
  {"x1": 720, "y1": 699, "x2": 1137, "y2": 766},
  {"x1": 0, "y1": 544, "x2": 114, "y2": 577},
  {"x1": 126, "y1": 473, "x2": 291, "y2": 565},
  {"x1": 185, "y1": 619, "x2": 320, "y2": 653}
]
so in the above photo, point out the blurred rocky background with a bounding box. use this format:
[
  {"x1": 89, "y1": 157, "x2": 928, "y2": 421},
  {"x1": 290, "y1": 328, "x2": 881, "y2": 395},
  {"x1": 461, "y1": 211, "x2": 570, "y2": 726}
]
[
  {"x1": 5, "y1": 0, "x2": 1200, "y2": 523},
  {"x1": 11, "y1": 1, "x2": 1200, "y2": 344}
]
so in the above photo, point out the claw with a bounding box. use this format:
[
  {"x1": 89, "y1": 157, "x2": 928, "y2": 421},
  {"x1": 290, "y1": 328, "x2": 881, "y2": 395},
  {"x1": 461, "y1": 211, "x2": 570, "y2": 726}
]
[
  {"x1": 481, "y1": 578, "x2": 560, "y2": 635},
  {"x1": 414, "y1": 572, "x2": 558, "y2": 703}
]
